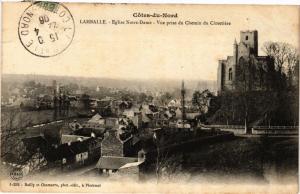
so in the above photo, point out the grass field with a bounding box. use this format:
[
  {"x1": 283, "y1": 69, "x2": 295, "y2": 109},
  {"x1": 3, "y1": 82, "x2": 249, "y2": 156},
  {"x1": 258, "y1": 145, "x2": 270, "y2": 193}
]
[{"x1": 179, "y1": 136, "x2": 298, "y2": 184}]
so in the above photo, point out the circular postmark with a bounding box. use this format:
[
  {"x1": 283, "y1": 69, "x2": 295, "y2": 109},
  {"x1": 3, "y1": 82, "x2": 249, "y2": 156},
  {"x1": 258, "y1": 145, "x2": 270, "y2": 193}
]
[
  {"x1": 9, "y1": 168, "x2": 23, "y2": 181},
  {"x1": 18, "y1": 2, "x2": 75, "y2": 57}
]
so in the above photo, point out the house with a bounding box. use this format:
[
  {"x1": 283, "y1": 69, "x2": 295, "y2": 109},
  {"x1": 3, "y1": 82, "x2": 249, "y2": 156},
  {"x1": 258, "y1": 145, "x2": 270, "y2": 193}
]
[
  {"x1": 22, "y1": 133, "x2": 102, "y2": 170},
  {"x1": 45, "y1": 135, "x2": 102, "y2": 169},
  {"x1": 96, "y1": 150, "x2": 146, "y2": 180},
  {"x1": 175, "y1": 108, "x2": 183, "y2": 119},
  {"x1": 123, "y1": 108, "x2": 138, "y2": 118},
  {"x1": 139, "y1": 104, "x2": 160, "y2": 128},
  {"x1": 122, "y1": 107, "x2": 143, "y2": 129},
  {"x1": 132, "y1": 113, "x2": 142, "y2": 129},
  {"x1": 167, "y1": 99, "x2": 181, "y2": 108},
  {"x1": 105, "y1": 117, "x2": 119, "y2": 128},
  {"x1": 101, "y1": 129, "x2": 133, "y2": 157},
  {"x1": 82, "y1": 113, "x2": 105, "y2": 128},
  {"x1": 97, "y1": 127, "x2": 147, "y2": 176}
]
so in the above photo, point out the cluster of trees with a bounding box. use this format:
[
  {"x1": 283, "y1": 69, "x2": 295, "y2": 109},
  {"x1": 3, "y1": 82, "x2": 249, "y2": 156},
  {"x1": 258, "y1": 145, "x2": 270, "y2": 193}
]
[{"x1": 195, "y1": 42, "x2": 299, "y2": 129}]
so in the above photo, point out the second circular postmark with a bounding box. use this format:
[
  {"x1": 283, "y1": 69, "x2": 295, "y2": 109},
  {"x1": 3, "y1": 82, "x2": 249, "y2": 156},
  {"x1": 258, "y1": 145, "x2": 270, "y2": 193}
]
[{"x1": 18, "y1": 2, "x2": 75, "y2": 57}]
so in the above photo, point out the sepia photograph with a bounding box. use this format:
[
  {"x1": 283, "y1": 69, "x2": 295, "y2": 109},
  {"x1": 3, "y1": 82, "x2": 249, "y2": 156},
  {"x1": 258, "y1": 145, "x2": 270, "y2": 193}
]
[{"x1": 1, "y1": 2, "x2": 299, "y2": 193}]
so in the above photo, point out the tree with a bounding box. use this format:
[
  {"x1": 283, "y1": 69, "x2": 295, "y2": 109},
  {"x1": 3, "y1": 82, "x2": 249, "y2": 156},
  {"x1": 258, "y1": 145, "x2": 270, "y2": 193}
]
[
  {"x1": 80, "y1": 94, "x2": 91, "y2": 110},
  {"x1": 153, "y1": 131, "x2": 179, "y2": 183},
  {"x1": 210, "y1": 41, "x2": 298, "y2": 128},
  {"x1": 262, "y1": 42, "x2": 290, "y2": 73},
  {"x1": 120, "y1": 92, "x2": 134, "y2": 102},
  {"x1": 137, "y1": 93, "x2": 147, "y2": 104},
  {"x1": 159, "y1": 92, "x2": 173, "y2": 106},
  {"x1": 286, "y1": 46, "x2": 299, "y2": 88},
  {"x1": 147, "y1": 95, "x2": 154, "y2": 103},
  {"x1": 24, "y1": 80, "x2": 36, "y2": 88},
  {"x1": 1, "y1": 107, "x2": 34, "y2": 166},
  {"x1": 192, "y1": 90, "x2": 213, "y2": 115},
  {"x1": 234, "y1": 57, "x2": 254, "y2": 133}
]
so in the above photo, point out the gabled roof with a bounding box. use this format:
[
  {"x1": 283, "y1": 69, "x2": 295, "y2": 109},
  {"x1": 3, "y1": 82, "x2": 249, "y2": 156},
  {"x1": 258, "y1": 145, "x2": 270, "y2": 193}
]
[
  {"x1": 132, "y1": 136, "x2": 140, "y2": 146},
  {"x1": 88, "y1": 113, "x2": 103, "y2": 123},
  {"x1": 96, "y1": 156, "x2": 142, "y2": 170},
  {"x1": 118, "y1": 118, "x2": 129, "y2": 125},
  {"x1": 175, "y1": 108, "x2": 182, "y2": 119}
]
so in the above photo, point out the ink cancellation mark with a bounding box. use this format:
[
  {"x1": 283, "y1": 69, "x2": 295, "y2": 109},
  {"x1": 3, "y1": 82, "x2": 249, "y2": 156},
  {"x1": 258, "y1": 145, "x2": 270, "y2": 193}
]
[{"x1": 18, "y1": 2, "x2": 75, "y2": 57}]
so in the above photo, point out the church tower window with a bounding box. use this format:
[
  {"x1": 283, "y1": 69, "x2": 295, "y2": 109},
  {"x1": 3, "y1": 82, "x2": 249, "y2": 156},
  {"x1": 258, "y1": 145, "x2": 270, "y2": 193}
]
[
  {"x1": 245, "y1": 35, "x2": 248, "y2": 40},
  {"x1": 228, "y1": 68, "x2": 233, "y2": 81}
]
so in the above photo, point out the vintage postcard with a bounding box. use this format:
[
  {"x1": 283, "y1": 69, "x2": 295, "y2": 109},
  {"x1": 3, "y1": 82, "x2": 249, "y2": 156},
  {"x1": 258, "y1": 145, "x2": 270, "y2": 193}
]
[{"x1": 1, "y1": 1, "x2": 299, "y2": 193}]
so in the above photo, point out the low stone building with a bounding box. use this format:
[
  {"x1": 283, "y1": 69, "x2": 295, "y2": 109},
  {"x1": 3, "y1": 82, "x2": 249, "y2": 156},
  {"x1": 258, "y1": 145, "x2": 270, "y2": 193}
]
[
  {"x1": 96, "y1": 150, "x2": 146, "y2": 180},
  {"x1": 22, "y1": 133, "x2": 102, "y2": 170}
]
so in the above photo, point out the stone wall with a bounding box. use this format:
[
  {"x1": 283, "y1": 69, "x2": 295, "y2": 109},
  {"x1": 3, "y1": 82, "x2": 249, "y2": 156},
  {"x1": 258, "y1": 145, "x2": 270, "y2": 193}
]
[{"x1": 101, "y1": 131, "x2": 123, "y2": 157}]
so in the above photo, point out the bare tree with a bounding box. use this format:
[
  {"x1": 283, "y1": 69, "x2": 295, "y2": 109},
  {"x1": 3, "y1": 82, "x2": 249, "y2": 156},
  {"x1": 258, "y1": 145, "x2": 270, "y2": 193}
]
[
  {"x1": 287, "y1": 47, "x2": 299, "y2": 69},
  {"x1": 1, "y1": 108, "x2": 22, "y2": 158},
  {"x1": 286, "y1": 47, "x2": 299, "y2": 86},
  {"x1": 153, "y1": 131, "x2": 179, "y2": 183},
  {"x1": 1, "y1": 107, "x2": 37, "y2": 166},
  {"x1": 262, "y1": 42, "x2": 292, "y2": 73}
]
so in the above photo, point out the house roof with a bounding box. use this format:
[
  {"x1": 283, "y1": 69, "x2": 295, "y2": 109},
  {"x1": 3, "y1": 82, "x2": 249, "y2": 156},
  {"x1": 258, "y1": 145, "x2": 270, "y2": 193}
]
[
  {"x1": 142, "y1": 112, "x2": 151, "y2": 123},
  {"x1": 140, "y1": 105, "x2": 153, "y2": 114},
  {"x1": 186, "y1": 112, "x2": 200, "y2": 120},
  {"x1": 121, "y1": 134, "x2": 133, "y2": 143},
  {"x1": 74, "y1": 127, "x2": 106, "y2": 137},
  {"x1": 88, "y1": 113, "x2": 103, "y2": 123},
  {"x1": 132, "y1": 136, "x2": 140, "y2": 145},
  {"x1": 61, "y1": 135, "x2": 90, "y2": 144},
  {"x1": 96, "y1": 156, "x2": 141, "y2": 170}
]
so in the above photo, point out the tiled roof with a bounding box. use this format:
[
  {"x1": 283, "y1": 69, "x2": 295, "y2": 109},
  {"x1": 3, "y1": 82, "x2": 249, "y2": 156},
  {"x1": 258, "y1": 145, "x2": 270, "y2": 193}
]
[
  {"x1": 61, "y1": 135, "x2": 90, "y2": 144},
  {"x1": 96, "y1": 156, "x2": 140, "y2": 170}
]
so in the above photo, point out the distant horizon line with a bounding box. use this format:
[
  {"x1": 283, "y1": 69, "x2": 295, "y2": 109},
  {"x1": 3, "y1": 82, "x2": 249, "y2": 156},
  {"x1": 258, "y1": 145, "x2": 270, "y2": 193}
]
[{"x1": 2, "y1": 73, "x2": 217, "y2": 82}]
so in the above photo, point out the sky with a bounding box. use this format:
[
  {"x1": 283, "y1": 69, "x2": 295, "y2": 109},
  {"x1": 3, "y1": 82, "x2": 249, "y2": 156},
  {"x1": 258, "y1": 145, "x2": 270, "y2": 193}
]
[{"x1": 2, "y1": 3, "x2": 299, "y2": 81}]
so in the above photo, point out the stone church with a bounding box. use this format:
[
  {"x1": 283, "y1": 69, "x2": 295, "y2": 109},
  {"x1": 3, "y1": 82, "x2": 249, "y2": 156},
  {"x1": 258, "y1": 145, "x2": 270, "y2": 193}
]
[{"x1": 217, "y1": 30, "x2": 274, "y2": 94}]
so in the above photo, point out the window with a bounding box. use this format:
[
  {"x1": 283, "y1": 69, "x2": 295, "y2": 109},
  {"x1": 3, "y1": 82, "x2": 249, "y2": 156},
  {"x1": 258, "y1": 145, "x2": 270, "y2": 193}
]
[
  {"x1": 228, "y1": 68, "x2": 233, "y2": 81},
  {"x1": 245, "y1": 35, "x2": 248, "y2": 40}
]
